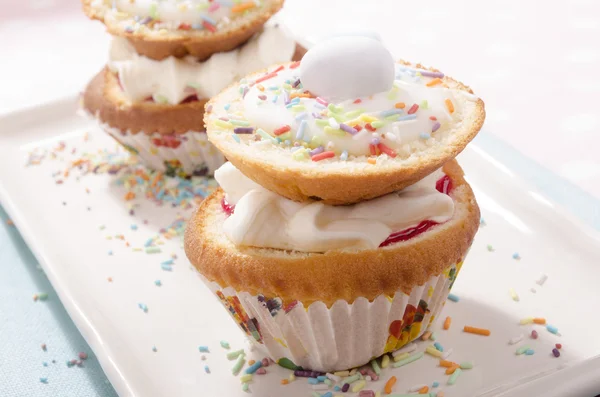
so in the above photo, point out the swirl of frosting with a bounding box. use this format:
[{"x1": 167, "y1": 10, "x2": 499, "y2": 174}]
[
  {"x1": 207, "y1": 39, "x2": 479, "y2": 160},
  {"x1": 214, "y1": 162, "x2": 454, "y2": 253},
  {"x1": 108, "y1": 24, "x2": 296, "y2": 105}
]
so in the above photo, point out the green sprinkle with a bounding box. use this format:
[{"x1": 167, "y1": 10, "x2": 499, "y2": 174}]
[
  {"x1": 215, "y1": 120, "x2": 233, "y2": 129},
  {"x1": 460, "y1": 361, "x2": 474, "y2": 369},
  {"x1": 37, "y1": 293, "x2": 49, "y2": 301},
  {"x1": 291, "y1": 105, "x2": 306, "y2": 112},
  {"x1": 342, "y1": 374, "x2": 360, "y2": 384},
  {"x1": 310, "y1": 136, "x2": 322, "y2": 147},
  {"x1": 240, "y1": 374, "x2": 253, "y2": 383},
  {"x1": 430, "y1": 332, "x2": 437, "y2": 341},
  {"x1": 242, "y1": 382, "x2": 249, "y2": 392},
  {"x1": 327, "y1": 111, "x2": 346, "y2": 122},
  {"x1": 516, "y1": 346, "x2": 530, "y2": 355},
  {"x1": 392, "y1": 351, "x2": 424, "y2": 368},
  {"x1": 324, "y1": 126, "x2": 345, "y2": 136},
  {"x1": 420, "y1": 100, "x2": 429, "y2": 109},
  {"x1": 232, "y1": 355, "x2": 246, "y2": 375},
  {"x1": 344, "y1": 109, "x2": 366, "y2": 119},
  {"x1": 230, "y1": 119, "x2": 250, "y2": 126},
  {"x1": 257, "y1": 128, "x2": 278, "y2": 144},
  {"x1": 315, "y1": 119, "x2": 329, "y2": 127},
  {"x1": 187, "y1": 82, "x2": 201, "y2": 90},
  {"x1": 324, "y1": 379, "x2": 332, "y2": 385},
  {"x1": 283, "y1": 83, "x2": 292, "y2": 91},
  {"x1": 327, "y1": 103, "x2": 343, "y2": 113},
  {"x1": 487, "y1": 244, "x2": 495, "y2": 252},
  {"x1": 385, "y1": 114, "x2": 400, "y2": 121},
  {"x1": 220, "y1": 341, "x2": 230, "y2": 349},
  {"x1": 149, "y1": 3, "x2": 158, "y2": 19},
  {"x1": 311, "y1": 393, "x2": 321, "y2": 397},
  {"x1": 145, "y1": 247, "x2": 161, "y2": 254},
  {"x1": 386, "y1": 90, "x2": 398, "y2": 100},
  {"x1": 226, "y1": 349, "x2": 244, "y2": 360},
  {"x1": 292, "y1": 149, "x2": 309, "y2": 161},
  {"x1": 277, "y1": 357, "x2": 300, "y2": 370},
  {"x1": 371, "y1": 120, "x2": 385, "y2": 129},
  {"x1": 448, "y1": 368, "x2": 462, "y2": 385},
  {"x1": 370, "y1": 359, "x2": 381, "y2": 375},
  {"x1": 153, "y1": 94, "x2": 168, "y2": 104}
]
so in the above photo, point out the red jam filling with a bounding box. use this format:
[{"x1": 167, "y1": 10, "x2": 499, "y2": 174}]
[{"x1": 220, "y1": 175, "x2": 454, "y2": 246}]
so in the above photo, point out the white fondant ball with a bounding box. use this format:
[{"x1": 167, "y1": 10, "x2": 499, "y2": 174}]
[{"x1": 300, "y1": 36, "x2": 395, "y2": 101}]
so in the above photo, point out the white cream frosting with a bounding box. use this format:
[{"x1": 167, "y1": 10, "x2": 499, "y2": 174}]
[
  {"x1": 108, "y1": 24, "x2": 296, "y2": 105},
  {"x1": 214, "y1": 162, "x2": 454, "y2": 252}
]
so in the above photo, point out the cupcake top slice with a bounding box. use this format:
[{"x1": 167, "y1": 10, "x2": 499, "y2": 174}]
[
  {"x1": 81, "y1": 0, "x2": 284, "y2": 60},
  {"x1": 205, "y1": 34, "x2": 485, "y2": 205}
]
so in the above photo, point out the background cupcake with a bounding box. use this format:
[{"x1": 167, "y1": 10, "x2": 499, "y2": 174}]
[{"x1": 81, "y1": 0, "x2": 306, "y2": 176}]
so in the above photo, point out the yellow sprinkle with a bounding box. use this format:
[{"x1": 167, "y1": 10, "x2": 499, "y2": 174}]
[
  {"x1": 425, "y1": 346, "x2": 443, "y2": 358},
  {"x1": 333, "y1": 371, "x2": 350, "y2": 377},
  {"x1": 520, "y1": 317, "x2": 534, "y2": 325},
  {"x1": 351, "y1": 380, "x2": 366, "y2": 393},
  {"x1": 381, "y1": 354, "x2": 390, "y2": 369},
  {"x1": 177, "y1": 3, "x2": 187, "y2": 11},
  {"x1": 289, "y1": 373, "x2": 295, "y2": 381},
  {"x1": 509, "y1": 288, "x2": 520, "y2": 302},
  {"x1": 240, "y1": 374, "x2": 252, "y2": 383},
  {"x1": 324, "y1": 126, "x2": 345, "y2": 136},
  {"x1": 375, "y1": 392, "x2": 381, "y2": 397},
  {"x1": 359, "y1": 114, "x2": 377, "y2": 123},
  {"x1": 393, "y1": 352, "x2": 409, "y2": 362},
  {"x1": 158, "y1": 29, "x2": 169, "y2": 35}
]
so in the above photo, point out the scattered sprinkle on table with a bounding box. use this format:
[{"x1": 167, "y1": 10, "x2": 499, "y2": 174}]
[
  {"x1": 198, "y1": 346, "x2": 209, "y2": 353},
  {"x1": 463, "y1": 326, "x2": 491, "y2": 336},
  {"x1": 138, "y1": 303, "x2": 148, "y2": 313},
  {"x1": 447, "y1": 293, "x2": 460, "y2": 302},
  {"x1": 220, "y1": 340, "x2": 230, "y2": 349},
  {"x1": 512, "y1": 252, "x2": 521, "y2": 260}
]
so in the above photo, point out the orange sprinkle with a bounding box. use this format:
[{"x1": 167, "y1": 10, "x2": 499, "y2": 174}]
[
  {"x1": 290, "y1": 92, "x2": 313, "y2": 99},
  {"x1": 419, "y1": 386, "x2": 429, "y2": 394},
  {"x1": 426, "y1": 78, "x2": 443, "y2": 87},
  {"x1": 443, "y1": 316, "x2": 452, "y2": 330},
  {"x1": 289, "y1": 61, "x2": 301, "y2": 69},
  {"x1": 280, "y1": 379, "x2": 289, "y2": 385},
  {"x1": 367, "y1": 158, "x2": 377, "y2": 165},
  {"x1": 107, "y1": 277, "x2": 113, "y2": 282},
  {"x1": 421, "y1": 331, "x2": 432, "y2": 341},
  {"x1": 384, "y1": 376, "x2": 397, "y2": 394},
  {"x1": 439, "y1": 360, "x2": 459, "y2": 368},
  {"x1": 533, "y1": 318, "x2": 546, "y2": 325},
  {"x1": 311, "y1": 151, "x2": 335, "y2": 162},
  {"x1": 248, "y1": 360, "x2": 255, "y2": 365},
  {"x1": 231, "y1": 2, "x2": 255, "y2": 13},
  {"x1": 257, "y1": 85, "x2": 265, "y2": 92},
  {"x1": 377, "y1": 143, "x2": 397, "y2": 158},
  {"x1": 445, "y1": 98, "x2": 455, "y2": 114},
  {"x1": 395, "y1": 102, "x2": 406, "y2": 109},
  {"x1": 463, "y1": 326, "x2": 491, "y2": 336},
  {"x1": 437, "y1": 392, "x2": 445, "y2": 397},
  {"x1": 446, "y1": 365, "x2": 460, "y2": 375},
  {"x1": 124, "y1": 191, "x2": 136, "y2": 201}
]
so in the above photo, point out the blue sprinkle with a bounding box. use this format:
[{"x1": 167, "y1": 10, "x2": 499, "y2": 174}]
[
  {"x1": 42, "y1": 362, "x2": 48, "y2": 367},
  {"x1": 272, "y1": 95, "x2": 278, "y2": 103},
  {"x1": 420, "y1": 132, "x2": 431, "y2": 139},
  {"x1": 512, "y1": 252, "x2": 521, "y2": 260},
  {"x1": 322, "y1": 393, "x2": 333, "y2": 397},
  {"x1": 308, "y1": 377, "x2": 319, "y2": 384},
  {"x1": 447, "y1": 293, "x2": 460, "y2": 302},
  {"x1": 232, "y1": 134, "x2": 241, "y2": 143},
  {"x1": 144, "y1": 238, "x2": 154, "y2": 247},
  {"x1": 317, "y1": 375, "x2": 327, "y2": 381},
  {"x1": 380, "y1": 109, "x2": 404, "y2": 117},
  {"x1": 295, "y1": 112, "x2": 308, "y2": 122},
  {"x1": 340, "y1": 150, "x2": 349, "y2": 161},
  {"x1": 191, "y1": 23, "x2": 203, "y2": 30},
  {"x1": 432, "y1": 381, "x2": 439, "y2": 388},
  {"x1": 198, "y1": 346, "x2": 209, "y2": 353},
  {"x1": 224, "y1": 103, "x2": 231, "y2": 111},
  {"x1": 152, "y1": 346, "x2": 157, "y2": 352},
  {"x1": 130, "y1": 224, "x2": 138, "y2": 230},
  {"x1": 547, "y1": 325, "x2": 559, "y2": 334},
  {"x1": 334, "y1": 385, "x2": 341, "y2": 391},
  {"x1": 480, "y1": 217, "x2": 486, "y2": 225},
  {"x1": 397, "y1": 114, "x2": 417, "y2": 122},
  {"x1": 204, "y1": 365, "x2": 210, "y2": 374},
  {"x1": 525, "y1": 349, "x2": 535, "y2": 355},
  {"x1": 138, "y1": 303, "x2": 148, "y2": 313},
  {"x1": 245, "y1": 361, "x2": 262, "y2": 374},
  {"x1": 107, "y1": 250, "x2": 113, "y2": 256},
  {"x1": 200, "y1": 15, "x2": 216, "y2": 25},
  {"x1": 40, "y1": 377, "x2": 48, "y2": 384},
  {"x1": 296, "y1": 120, "x2": 307, "y2": 140},
  {"x1": 434, "y1": 342, "x2": 444, "y2": 352},
  {"x1": 154, "y1": 280, "x2": 162, "y2": 286}
]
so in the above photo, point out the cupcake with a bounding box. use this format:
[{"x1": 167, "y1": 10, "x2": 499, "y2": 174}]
[
  {"x1": 81, "y1": 0, "x2": 285, "y2": 61},
  {"x1": 82, "y1": 22, "x2": 306, "y2": 176},
  {"x1": 184, "y1": 35, "x2": 484, "y2": 372},
  {"x1": 205, "y1": 35, "x2": 485, "y2": 204}
]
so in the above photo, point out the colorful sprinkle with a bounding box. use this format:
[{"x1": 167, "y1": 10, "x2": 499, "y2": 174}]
[
  {"x1": 392, "y1": 351, "x2": 424, "y2": 368},
  {"x1": 443, "y1": 316, "x2": 452, "y2": 330},
  {"x1": 447, "y1": 293, "x2": 460, "y2": 302},
  {"x1": 509, "y1": 334, "x2": 524, "y2": 345},
  {"x1": 546, "y1": 324, "x2": 559, "y2": 334},
  {"x1": 463, "y1": 326, "x2": 491, "y2": 336},
  {"x1": 447, "y1": 368, "x2": 462, "y2": 385},
  {"x1": 552, "y1": 348, "x2": 561, "y2": 357}
]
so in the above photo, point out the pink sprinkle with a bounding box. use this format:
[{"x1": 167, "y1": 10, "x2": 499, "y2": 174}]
[
  {"x1": 316, "y1": 97, "x2": 329, "y2": 106},
  {"x1": 407, "y1": 103, "x2": 419, "y2": 115},
  {"x1": 531, "y1": 330, "x2": 538, "y2": 339},
  {"x1": 556, "y1": 343, "x2": 562, "y2": 349},
  {"x1": 78, "y1": 352, "x2": 88, "y2": 360},
  {"x1": 256, "y1": 368, "x2": 267, "y2": 375},
  {"x1": 208, "y1": 2, "x2": 220, "y2": 12},
  {"x1": 359, "y1": 391, "x2": 375, "y2": 397},
  {"x1": 261, "y1": 358, "x2": 270, "y2": 367}
]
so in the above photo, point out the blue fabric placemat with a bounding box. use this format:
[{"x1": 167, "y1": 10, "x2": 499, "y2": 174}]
[
  {"x1": 0, "y1": 131, "x2": 598, "y2": 397},
  {"x1": 0, "y1": 204, "x2": 118, "y2": 397}
]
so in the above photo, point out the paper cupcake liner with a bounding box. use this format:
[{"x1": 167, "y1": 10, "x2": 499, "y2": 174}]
[
  {"x1": 101, "y1": 122, "x2": 224, "y2": 177},
  {"x1": 200, "y1": 260, "x2": 464, "y2": 372}
]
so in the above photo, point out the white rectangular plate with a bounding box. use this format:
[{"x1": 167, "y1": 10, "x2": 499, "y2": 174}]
[{"x1": 1, "y1": 98, "x2": 600, "y2": 397}]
